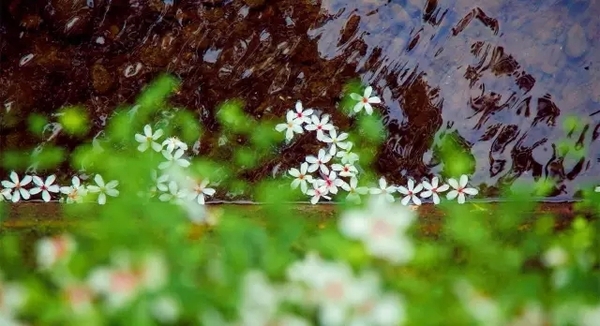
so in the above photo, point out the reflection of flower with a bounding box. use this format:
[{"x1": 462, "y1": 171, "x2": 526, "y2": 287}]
[
  {"x1": 350, "y1": 86, "x2": 381, "y2": 115},
  {"x1": 446, "y1": 175, "x2": 479, "y2": 204},
  {"x1": 339, "y1": 196, "x2": 416, "y2": 264},
  {"x1": 1, "y1": 171, "x2": 32, "y2": 203},
  {"x1": 36, "y1": 234, "x2": 76, "y2": 270}
]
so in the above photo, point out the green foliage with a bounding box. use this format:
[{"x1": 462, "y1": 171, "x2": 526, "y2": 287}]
[{"x1": 58, "y1": 106, "x2": 90, "y2": 136}]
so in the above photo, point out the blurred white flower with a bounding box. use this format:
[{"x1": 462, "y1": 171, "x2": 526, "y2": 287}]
[
  {"x1": 239, "y1": 270, "x2": 280, "y2": 325},
  {"x1": 36, "y1": 234, "x2": 76, "y2": 270},
  {"x1": 0, "y1": 274, "x2": 27, "y2": 325},
  {"x1": 275, "y1": 110, "x2": 304, "y2": 142},
  {"x1": 159, "y1": 148, "x2": 191, "y2": 170},
  {"x1": 542, "y1": 246, "x2": 568, "y2": 268},
  {"x1": 1, "y1": 171, "x2": 32, "y2": 203},
  {"x1": 336, "y1": 142, "x2": 359, "y2": 165},
  {"x1": 63, "y1": 283, "x2": 94, "y2": 315},
  {"x1": 369, "y1": 177, "x2": 397, "y2": 203},
  {"x1": 289, "y1": 162, "x2": 314, "y2": 194},
  {"x1": 419, "y1": 176, "x2": 449, "y2": 205},
  {"x1": 321, "y1": 129, "x2": 350, "y2": 155},
  {"x1": 305, "y1": 114, "x2": 334, "y2": 141},
  {"x1": 348, "y1": 271, "x2": 406, "y2": 326},
  {"x1": 350, "y1": 86, "x2": 381, "y2": 115},
  {"x1": 341, "y1": 177, "x2": 369, "y2": 204},
  {"x1": 292, "y1": 101, "x2": 314, "y2": 124},
  {"x1": 332, "y1": 163, "x2": 358, "y2": 178},
  {"x1": 507, "y1": 303, "x2": 547, "y2": 326},
  {"x1": 595, "y1": 186, "x2": 600, "y2": 192},
  {"x1": 397, "y1": 179, "x2": 423, "y2": 206},
  {"x1": 162, "y1": 136, "x2": 188, "y2": 153},
  {"x1": 135, "y1": 124, "x2": 164, "y2": 152},
  {"x1": 454, "y1": 280, "x2": 501, "y2": 326},
  {"x1": 446, "y1": 175, "x2": 479, "y2": 204},
  {"x1": 151, "y1": 295, "x2": 181, "y2": 324},
  {"x1": 59, "y1": 176, "x2": 88, "y2": 204},
  {"x1": 306, "y1": 149, "x2": 332, "y2": 175},
  {"x1": 150, "y1": 170, "x2": 170, "y2": 198},
  {"x1": 580, "y1": 305, "x2": 600, "y2": 326},
  {"x1": 339, "y1": 195, "x2": 416, "y2": 264},
  {"x1": 30, "y1": 175, "x2": 60, "y2": 202},
  {"x1": 185, "y1": 178, "x2": 216, "y2": 205},
  {"x1": 306, "y1": 184, "x2": 331, "y2": 204},
  {"x1": 87, "y1": 174, "x2": 119, "y2": 205},
  {"x1": 159, "y1": 181, "x2": 188, "y2": 203}
]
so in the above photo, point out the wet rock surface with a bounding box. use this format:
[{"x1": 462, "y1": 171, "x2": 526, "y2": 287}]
[{"x1": 1, "y1": 0, "x2": 599, "y2": 200}]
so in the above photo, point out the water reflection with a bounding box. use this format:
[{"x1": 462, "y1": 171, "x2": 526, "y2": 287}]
[{"x1": 0, "y1": 0, "x2": 599, "y2": 200}]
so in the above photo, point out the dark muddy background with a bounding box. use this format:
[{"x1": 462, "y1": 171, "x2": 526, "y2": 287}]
[{"x1": 1, "y1": 0, "x2": 599, "y2": 201}]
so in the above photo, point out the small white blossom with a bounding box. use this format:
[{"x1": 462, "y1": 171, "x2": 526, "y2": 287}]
[
  {"x1": 321, "y1": 129, "x2": 350, "y2": 155},
  {"x1": 349, "y1": 86, "x2": 381, "y2": 115},
  {"x1": 542, "y1": 246, "x2": 568, "y2": 268},
  {"x1": 446, "y1": 174, "x2": 479, "y2": 204},
  {"x1": 1, "y1": 171, "x2": 32, "y2": 203},
  {"x1": 332, "y1": 163, "x2": 358, "y2": 177},
  {"x1": 336, "y1": 147, "x2": 360, "y2": 165},
  {"x1": 159, "y1": 148, "x2": 191, "y2": 170},
  {"x1": 341, "y1": 177, "x2": 369, "y2": 204},
  {"x1": 291, "y1": 101, "x2": 314, "y2": 124},
  {"x1": 135, "y1": 124, "x2": 164, "y2": 152},
  {"x1": 159, "y1": 181, "x2": 188, "y2": 203},
  {"x1": 317, "y1": 171, "x2": 345, "y2": 195},
  {"x1": 369, "y1": 177, "x2": 396, "y2": 203},
  {"x1": 0, "y1": 188, "x2": 12, "y2": 202},
  {"x1": 420, "y1": 176, "x2": 449, "y2": 205},
  {"x1": 151, "y1": 296, "x2": 181, "y2": 324},
  {"x1": 306, "y1": 184, "x2": 331, "y2": 204},
  {"x1": 0, "y1": 275, "x2": 27, "y2": 325},
  {"x1": 185, "y1": 178, "x2": 216, "y2": 205},
  {"x1": 150, "y1": 170, "x2": 170, "y2": 198},
  {"x1": 397, "y1": 179, "x2": 423, "y2": 206},
  {"x1": 87, "y1": 174, "x2": 119, "y2": 205},
  {"x1": 305, "y1": 149, "x2": 332, "y2": 175},
  {"x1": 289, "y1": 162, "x2": 314, "y2": 194},
  {"x1": 275, "y1": 110, "x2": 304, "y2": 142},
  {"x1": 339, "y1": 195, "x2": 416, "y2": 264},
  {"x1": 35, "y1": 234, "x2": 76, "y2": 270},
  {"x1": 60, "y1": 176, "x2": 88, "y2": 204},
  {"x1": 162, "y1": 136, "x2": 188, "y2": 153},
  {"x1": 30, "y1": 175, "x2": 60, "y2": 202},
  {"x1": 305, "y1": 114, "x2": 334, "y2": 141}
]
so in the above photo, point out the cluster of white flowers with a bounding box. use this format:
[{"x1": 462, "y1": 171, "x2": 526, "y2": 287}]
[{"x1": 276, "y1": 86, "x2": 480, "y2": 205}]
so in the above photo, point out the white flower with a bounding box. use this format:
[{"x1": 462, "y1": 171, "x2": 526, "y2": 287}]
[
  {"x1": 185, "y1": 178, "x2": 216, "y2": 205},
  {"x1": 369, "y1": 177, "x2": 396, "y2": 203},
  {"x1": 581, "y1": 305, "x2": 600, "y2": 326},
  {"x1": 239, "y1": 270, "x2": 281, "y2": 325},
  {"x1": 0, "y1": 275, "x2": 27, "y2": 323},
  {"x1": 60, "y1": 176, "x2": 88, "y2": 204},
  {"x1": 289, "y1": 162, "x2": 314, "y2": 194},
  {"x1": 306, "y1": 184, "x2": 331, "y2": 204},
  {"x1": 337, "y1": 151, "x2": 359, "y2": 165},
  {"x1": 135, "y1": 124, "x2": 164, "y2": 152},
  {"x1": 162, "y1": 136, "x2": 188, "y2": 153},
  {"x1": 275, "y1": 110, "x2": 304, "y2": 142},
  {"x1": 397, "y1": 179, "x2": 423, "y2": 206},
  {"x1": 35, "y1": 234, "x2": 76, "y2": 270},
  {"x1": 321, "y1": 129, "x2": 350, "y2": 155},
  {"x1": 542, "y1": 246, "x2": 568, "y2": 268},
  {"x1": 86, "y1": 174, "x2": 119, "y2": 205},
  {"x1": 159, "y1": 148, "x2": 191, "y2": 170},
  {"x1": 419, "y1": 176, "x2": 449, "y2": 205},
  {"x1": 159, "y1": 181, "x2": 188, "y2": 203},
  {"x1": 341, "y1": 177, "x2": 369, "y2": 204},
  {"x1": 339, "y1": 195, "x2": 416, "y2": 264},
  {"x1": 150, "y1": 171, "x2": 170, "y2": 198},
  {"x1": 332, "y1": 163, "x2": 358, "y2": 178},
  {"x1": 151, "y1": 296, "x2": 181, "y2": 324},
  {"x1": 348, "y1": 272, "x2": 406, "y2": 326},
  {"x1": 1, "y1": 171, "x2": 32, "y2": 203},
  {"x1": 446, "y1": 174, "x2": 479, "y2": 204},
  {"x1": 305, "y1": 114, "x2": 334, "y2": 141},
  {"x1": 349, "y1": 86, "x2": 381, "y2": 115},
  {"x1": 29, "y1": 175, "x2": 60, "y2": 202},
  {"x1": 317, "y1": 171, "x2": 345, "y2": 195},
  {"x1": 291, "y1": 101, "x2": 314, "y2": 124},
  {"x1": 595, "y1": 186, "x2": 600, "y2": 192},
  {"x1": 0, "y1": 188, "x2": 12, "y2": 202},
  {"x1": 306, "y1": 149, "x2": 332, "y2": 175}
]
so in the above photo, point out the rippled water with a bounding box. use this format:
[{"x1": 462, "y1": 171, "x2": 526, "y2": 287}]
[{"x1": 1, "y1": 0, "x2": 599, "y2": 200}]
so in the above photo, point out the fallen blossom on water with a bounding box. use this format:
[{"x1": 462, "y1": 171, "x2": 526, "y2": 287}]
[
  {"x1": 332, "y1": 163, "x2": 358, "y2": 178},
  {"x1": 321, "y1": 129, "x2": 350, "y2": 156},
  {"x1": 59, "y1": 176, "x2": 88, "y2": 204},
  {"x1": 292, "y1": 101, "x2": 314, "y2": 124},
  {"x1": 306, "y1": 184, "x2": 331, "y2": 204},
  {"x1": 30, "y1": 175, "x2": 60, "y2": 202},
  {"x1": 1, "y1": 171, "x2": 32, "y2": 203},
  {"x1": 306, "y1": 149, "x2": 332, "y2": 175},
  {"x1": 305, "y1": 114, "x2": 334, "y2": 141},
  {"x1": 159, "y1": 148, "x2": 191, "y2": 170},
  {"x1": 87, "y1": 174, "x2": 119, "y2": 205},
  {"x1": 185, "y1": 178, "x2": 216, "y2": 205},
  {"x1": 289, "y1": 162, "x2": 314, "y2": 194},
  {"x1": 446, "y1": 175, "x2": 479, "y2": 204},
  {"x1": 341, "y1": 177, "x2": 369, "y2": 204},
  {"x1": 369, "y1": 177, "x2": 397, "y2": 203},
  {"x1": 339, "y1": 196, "x2": 416, "y2": 264},
  {"x1": 162, "y1": 136, "x2": 188, "y2": 153},
  {"x1": 397, "y1": 179, "x2": 423, "y2": 206},
  {"x1": 159, "y1": 181, "x2": 188, "y2": 204},
  {"x1": 419, "y1": 176, "x2": 449, "y2": 205},
  {"x1": 276, "y1": 110, "x2": 304, "y2": 142},
  {"x1": 350, "y1": 86, "x2": 381, "y2": 115}
]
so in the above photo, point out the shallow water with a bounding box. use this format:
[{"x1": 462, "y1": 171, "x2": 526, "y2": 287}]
[{"x1": 1, "y1": 0, "x2": 599, "y2": 201}]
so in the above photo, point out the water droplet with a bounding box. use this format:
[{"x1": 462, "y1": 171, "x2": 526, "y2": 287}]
[{"x1": 19, "y1": 54, "x2": 34, "y2": 66}]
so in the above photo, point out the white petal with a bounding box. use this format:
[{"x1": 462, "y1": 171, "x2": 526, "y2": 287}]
[
  {"x1": 448, "y1": 178, "x2": 459, "y2": 189},
  {"x1": 446, "y1": 190, "x2": 458, "y2": 200},
  {"x1": 144, "y1": 124, "x2": 153, "y2": 137},
  {"x1": 459, "y1": 174, "x2": 469, "y2": 188},
  {"x1": 463, "y1": 187, "x2": 479, "y2": 196},
  {"x1": 364, "y1": 86, "x2": 373, "y2": 98},
  {"x1": 42, "y1": 191, "x2": 51, "y2": 202},
  {"x1": 364, "y1": 103, "x2": 373, "y2": 115},
  {"x1": 400, "y1": 196, "x2": 411, "y2": 206},
  {"x1": 98, "y1": 193, "x2": 107, "y2": 205},
  {"x1": 353, "y1": 102, "x2": 364, "y2": 113},
  {"x1": 458, "y1": 193, "x2": 466, "y2": 204},
  {"x1": 94, "y1": 174, "x2": 105, "y2": 187},
  {"x1": 437, "y1": 184, "x2": 450, "y2": 192},
  {"x1": 412, "y1": 196, "x2": 422, "y2": 206},
  {"x1": 350, "y1": 93, "x2": 362, "y2": 101}
]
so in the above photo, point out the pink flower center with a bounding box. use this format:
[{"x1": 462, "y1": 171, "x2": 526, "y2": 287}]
[
  {"x1": 324, "y1": 281, "x2": 345, "y2": 301},
  {"x1": 110, "y1": 271, "x2": 139, "y2": 293},
  {"x1": 298, "y1": 174, "x2": 305, "y2": 180},
  {"x1": 52, "y1": 237, "x2": 69, "y2": 260},
  {"x1": 317, "y1": 124, "x2": 322, "y2": 130},
  {"x1": 65, "y1": 286, "x2": 92, "y2": 306},
  {"x1": 362, "y1": 97, "x2": 368, "y2": 103},
  {"x1": 371, "y1": 219, "x2": 394, "y2": 237},
  {"x1": 296, "y1": 112, "x2": 302, "y2": 118}
]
